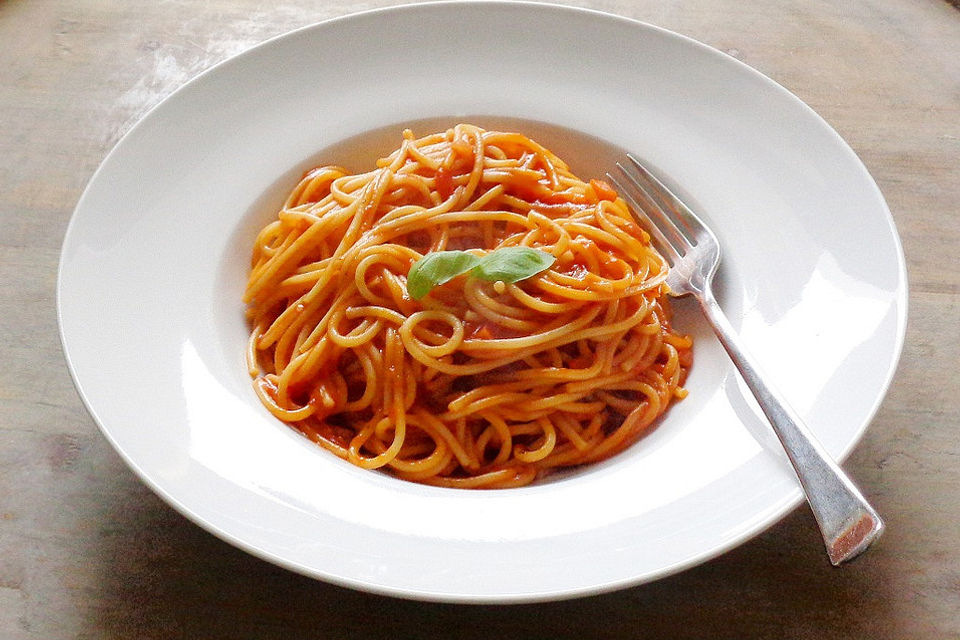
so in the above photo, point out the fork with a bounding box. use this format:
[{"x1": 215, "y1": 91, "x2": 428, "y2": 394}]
[{"x1": 608, "y1": 154, "x2": 884, "y2": 565}]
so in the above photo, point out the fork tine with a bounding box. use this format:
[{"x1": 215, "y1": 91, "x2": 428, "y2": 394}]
[
  {"x1": 624, "y1": 154, "x2": 706, "y2": 243},
  {"x1": 606, "y1": 171, "x2": 683, "y2": 266},
  {"x1": 613, "y1": 162, "x2": 691, "y2": 251}
]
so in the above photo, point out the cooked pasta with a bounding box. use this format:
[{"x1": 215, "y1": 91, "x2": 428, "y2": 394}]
[{"x1": 244, "y1": 124, "x2": 692, "y2": 488}]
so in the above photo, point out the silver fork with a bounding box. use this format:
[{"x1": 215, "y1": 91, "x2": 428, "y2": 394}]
[{"x1": 609, "y1": 154, "x2": 884, "y2": 565}]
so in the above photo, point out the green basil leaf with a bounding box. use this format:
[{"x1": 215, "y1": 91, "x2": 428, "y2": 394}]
[
  {"x1": 472, "y1": 246, "x2": 556, "y2": 283},
  {"x1": 406, "y1": 250, "x2": 481, "y2": 300}
]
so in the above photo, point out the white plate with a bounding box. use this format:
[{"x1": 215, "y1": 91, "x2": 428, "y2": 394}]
[{"x1": 58, "y1": 1, "x2": 906, "y2": 602}]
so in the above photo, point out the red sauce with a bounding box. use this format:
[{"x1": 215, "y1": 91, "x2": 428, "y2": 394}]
[
  {"x1": 451, "y1": 139, "x2": 473, "y2": 159},
  {"x1": 590, "y1": 178, "x2": 618, "y2": 202},
  {"x1": 470, "y1": 325, "x2": 495, "y2": 340},
  {"x1": 425, "y1": 276, "x2": 472, "y2": 310},
  {"x1": 563, "y1": 238, "x2": 619, "y2": 278},
  {"x1": 260, "y1": 375, "x2": 313, "y2": 411},
  {"x1": 566, "y1": 353, "x2": 594, "y2": 369},
  {"x1": 463, "y1": 320, "x2": 525, "y2": 340},
  {"x1": 619, "y1": 219, "x2": 648, "y2": 242},
  {"x1": 435, "y1": 166, "x2": 455, "y2": 199},
  {"x1": 559, "y1": 262, "x2": 591, "y2": 280},
  {"x1": 310, "y1": 421, "x2": 354, "y2": 449}
]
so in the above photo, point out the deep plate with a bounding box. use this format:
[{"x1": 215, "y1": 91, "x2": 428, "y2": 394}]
[{"x1": 57, "y1": 1, "x2": 906, "y2": 602}]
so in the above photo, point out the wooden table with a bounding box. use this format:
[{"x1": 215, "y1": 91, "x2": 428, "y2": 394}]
[{"x1": 2, "y1": 0, "x2": 958, "y2": 637}]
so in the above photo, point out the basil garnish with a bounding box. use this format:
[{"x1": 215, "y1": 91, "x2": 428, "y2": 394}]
[
  {"x1": 470, "y1": 246, "x2": 556, "y2": 283},
  {"x1": 406, "y1": 251, "x2": 482, "y2": 300},
  {"x1": 406, "y1": 247, "x2": 556, "y2": 300}
]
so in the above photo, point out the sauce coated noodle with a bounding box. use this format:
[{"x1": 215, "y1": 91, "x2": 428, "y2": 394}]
[{"x1": 245, "y1": 124, "x2": 692, "y2": 488}]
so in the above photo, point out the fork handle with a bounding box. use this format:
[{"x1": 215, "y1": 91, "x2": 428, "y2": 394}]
[{"x1": 698, "y1": 290, "x2": 884, "y2": 565}]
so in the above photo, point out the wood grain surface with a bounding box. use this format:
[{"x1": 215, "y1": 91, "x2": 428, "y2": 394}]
[{"x1": 1, "y1": 0, "x2": 958, "y2": 637}]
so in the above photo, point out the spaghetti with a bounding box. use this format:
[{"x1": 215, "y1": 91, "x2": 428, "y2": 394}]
[{"x1": 244, "y1": 124, "x2": 692, "y2": 488}]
